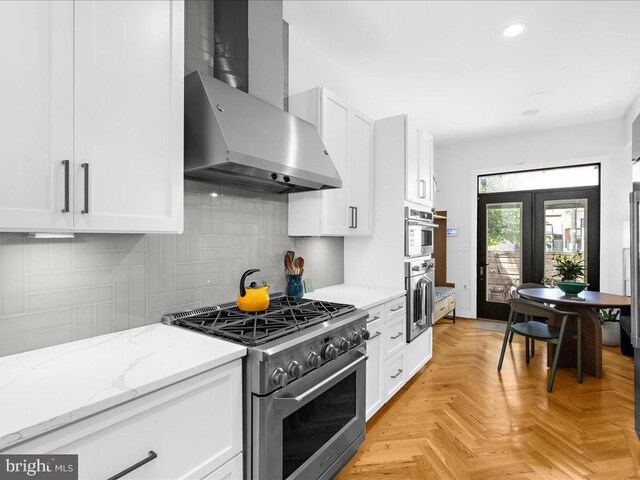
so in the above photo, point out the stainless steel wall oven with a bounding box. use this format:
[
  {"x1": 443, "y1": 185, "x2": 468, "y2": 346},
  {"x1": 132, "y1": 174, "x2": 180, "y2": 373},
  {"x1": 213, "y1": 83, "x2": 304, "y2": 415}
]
[
  {"x1": 406, "y1": 257, "x2": 435, "y2": 342},
  {"x1": 405, "y1": 206, "x2": 436, "y2": 258}
]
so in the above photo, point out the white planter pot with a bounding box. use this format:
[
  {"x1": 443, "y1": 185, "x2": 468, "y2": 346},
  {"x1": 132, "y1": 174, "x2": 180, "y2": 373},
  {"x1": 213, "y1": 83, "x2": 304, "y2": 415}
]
[{"x1": 601, "y1": 321, "x2": 620, "y2": 347}]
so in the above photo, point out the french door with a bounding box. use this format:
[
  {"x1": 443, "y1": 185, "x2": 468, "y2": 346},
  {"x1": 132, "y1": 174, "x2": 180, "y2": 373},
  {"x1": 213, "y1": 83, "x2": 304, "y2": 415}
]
[{"x1": 478, "y1": 186, "x2": 600, "y2": 320}]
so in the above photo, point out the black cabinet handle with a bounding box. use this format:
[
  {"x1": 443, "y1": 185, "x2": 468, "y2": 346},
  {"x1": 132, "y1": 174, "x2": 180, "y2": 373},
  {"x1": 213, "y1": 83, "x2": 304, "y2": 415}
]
[
  {"x1": 81, "y1": 163, "x2": 89, "y2": 214},
  {"x1": 354, "y1": 206, "x2": 358, "y2": 229},
  {"x1": 61, "y1": 160, "x2": 70, "y2": 213},
  {"x1": 107, "y1": 450, "x2": 157, "y2": 480},
  {"x1": 391, "y1": 369, "x2": 403, "y2": 379},
  {"x1": 349, "y1": 206, "x2": 355, "y2": 228}
]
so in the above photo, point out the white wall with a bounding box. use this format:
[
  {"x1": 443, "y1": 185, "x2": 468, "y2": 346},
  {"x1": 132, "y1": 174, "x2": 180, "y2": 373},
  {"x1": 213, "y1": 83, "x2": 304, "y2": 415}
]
[{"x1": 434, "y1": 119, "x2": 630, "y2": 318}]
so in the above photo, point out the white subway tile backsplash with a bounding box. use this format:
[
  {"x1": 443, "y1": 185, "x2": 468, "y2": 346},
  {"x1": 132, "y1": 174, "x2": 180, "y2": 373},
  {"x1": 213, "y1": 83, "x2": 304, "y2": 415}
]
[{"x1": 0, "y1": 181, "x2": 343, "y2": 356}]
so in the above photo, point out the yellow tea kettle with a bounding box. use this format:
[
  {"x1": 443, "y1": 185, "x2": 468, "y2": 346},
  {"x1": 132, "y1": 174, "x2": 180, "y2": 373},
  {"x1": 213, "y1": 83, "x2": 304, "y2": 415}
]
[{"x1": 237, "y1": 269, "x2": 270, "y2": 312}]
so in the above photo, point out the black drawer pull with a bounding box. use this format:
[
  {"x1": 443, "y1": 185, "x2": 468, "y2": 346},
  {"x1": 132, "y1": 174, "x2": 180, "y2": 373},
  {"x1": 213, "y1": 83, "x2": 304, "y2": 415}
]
[
  {"x1": 369, "y1": 331, "x2": 382, "y2": 340},
  {"x1": 390, "y1": 332, "x2": 403, "y2": 340},
  {"x1": 107, "y1": 450, "x2": 157, "y2": 480},
  {"x1": 391, "y1": 369, "x2": 403, "y2": 379}
]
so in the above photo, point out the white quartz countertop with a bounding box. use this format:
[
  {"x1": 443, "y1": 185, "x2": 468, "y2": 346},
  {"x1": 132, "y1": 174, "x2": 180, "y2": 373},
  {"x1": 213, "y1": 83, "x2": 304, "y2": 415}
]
[
  {"x1": 0, "y1": 323, "x2": 246, "y2": 450},
  {"x1": 306, "y1": 284, "x2": 406, "y2": 311}
]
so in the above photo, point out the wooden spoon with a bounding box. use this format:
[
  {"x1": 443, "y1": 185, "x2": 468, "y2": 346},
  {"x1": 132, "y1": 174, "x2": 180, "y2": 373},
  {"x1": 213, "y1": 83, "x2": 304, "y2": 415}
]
[
  {"x1": 285, "y1": 251, "x2": 295, "y2": 274},
  {"x1": 294, "y1": 257, "x2": 304, "y2": 275}
]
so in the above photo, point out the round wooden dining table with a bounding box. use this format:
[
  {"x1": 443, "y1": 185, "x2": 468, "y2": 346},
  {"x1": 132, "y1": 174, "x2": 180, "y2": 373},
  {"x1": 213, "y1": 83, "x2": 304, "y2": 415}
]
[{"x1": 518, "y1": 288, "x2": 630, "y2": 378}]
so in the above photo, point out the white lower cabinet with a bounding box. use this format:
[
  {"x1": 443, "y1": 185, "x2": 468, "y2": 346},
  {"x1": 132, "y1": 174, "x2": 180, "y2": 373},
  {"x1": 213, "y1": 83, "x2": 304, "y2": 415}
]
[
  {"x1": 384, "y1": 349, "x2": 407, "y2": 402},
  {"x1": 365, "y1": 316, "x2": 385, "y2": 421},
  {"x1": 203, "y1": 453, "x2": 242, "y2": 480},
  {"x1": 6, "y1": 360, "x2": 242, "y2": 480},
  {"x1": 365, "y1": 296, "x2": 432, "y2": 421},
  {"x1": 406, "y1": 327, "x2": 432, "y2": 378}
]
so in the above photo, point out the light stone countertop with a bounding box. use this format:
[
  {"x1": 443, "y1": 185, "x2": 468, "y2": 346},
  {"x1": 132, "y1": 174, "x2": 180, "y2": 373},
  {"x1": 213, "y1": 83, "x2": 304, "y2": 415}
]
[
  {"x1": 306, "y1": 284, "x2": 406, "y2": 311},
  {"x1": 0, "y1": 323, "x2": 246, "y2": 451}
]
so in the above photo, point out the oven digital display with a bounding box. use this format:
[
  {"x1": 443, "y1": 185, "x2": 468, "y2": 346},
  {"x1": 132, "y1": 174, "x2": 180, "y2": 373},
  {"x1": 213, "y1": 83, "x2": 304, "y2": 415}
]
[{"x1": 281, "y1": 372, "x2": 357, "y2": 478}]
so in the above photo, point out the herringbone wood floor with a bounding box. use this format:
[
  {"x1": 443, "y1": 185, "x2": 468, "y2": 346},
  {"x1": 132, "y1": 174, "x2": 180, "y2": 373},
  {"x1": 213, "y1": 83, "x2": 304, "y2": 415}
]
[{"x1": 336, "y1": 318, "x2": 640, "y2": 479}]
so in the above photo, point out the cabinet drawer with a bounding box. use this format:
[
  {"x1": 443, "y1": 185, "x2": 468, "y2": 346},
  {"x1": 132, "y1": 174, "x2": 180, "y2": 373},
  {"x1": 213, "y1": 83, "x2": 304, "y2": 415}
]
[
  {"x1": 435, "y1": 300, "x2": 448, "y2": 320},
  {"x1": 406, "y1": 328, "x2": 432, "y2": 379},
  {"x1": 383, "y1": 314, "x2": 406, "y2": 359},
  {"x1": 384, "y1": 350, "x2": 407, "y2": 402},
  {"x1": 385, "y1": 296, "x2": 406, "y2": 319},
  {"x1": 448, "y1": 295, "x2": 456, "y2": 311},
  {"x1": 8, "y1": 361, "x2": 243, "y2": 480},
  {"x1": 367, "y1": 304, "x2": 384, "y2": 324},
  {"x1": 203, "y1": 452, "x2": 243, "y2": 480}
]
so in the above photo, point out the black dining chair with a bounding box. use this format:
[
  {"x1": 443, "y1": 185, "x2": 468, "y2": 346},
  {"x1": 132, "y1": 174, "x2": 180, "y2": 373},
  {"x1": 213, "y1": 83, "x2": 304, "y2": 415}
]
[
  {"x1": 497, "y1": 298, "x2": 582, "y2": 392},
  {"x1": 508, "y1": 283, "x2": 549, "y2": 356}
]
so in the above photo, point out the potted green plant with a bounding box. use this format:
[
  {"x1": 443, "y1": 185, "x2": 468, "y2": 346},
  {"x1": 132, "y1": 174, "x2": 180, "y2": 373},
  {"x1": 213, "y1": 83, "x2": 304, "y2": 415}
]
[
  {"x1": 598, "y1": 308, "x2": 620, "y2": 346},
  {"x1": 553, "y1": 253, "x2": 588, "y2": 295}
]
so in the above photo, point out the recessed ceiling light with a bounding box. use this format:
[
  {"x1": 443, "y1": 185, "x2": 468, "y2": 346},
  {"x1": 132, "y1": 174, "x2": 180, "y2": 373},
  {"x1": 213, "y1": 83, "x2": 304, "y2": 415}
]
[
  {"x1": 502, "y1": 23, "x2": 526, "y2": 38},
  {"x1": 530, "y1": 92, "x2": 544, "y2": 100},
  {"x1": 521, "y1": 109, "x2": 540, "y2": 116}
]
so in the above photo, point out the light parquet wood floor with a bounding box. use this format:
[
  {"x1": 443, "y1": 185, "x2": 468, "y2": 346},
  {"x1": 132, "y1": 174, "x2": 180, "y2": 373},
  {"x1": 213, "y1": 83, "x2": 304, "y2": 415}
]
[{"x1": 336, "y1": 318, "x2": 640, "y2": 480}]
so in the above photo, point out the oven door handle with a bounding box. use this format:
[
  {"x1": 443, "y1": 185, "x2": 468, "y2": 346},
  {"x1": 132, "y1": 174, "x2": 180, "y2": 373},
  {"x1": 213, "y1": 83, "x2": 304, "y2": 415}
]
[{"x1": 274, "y1": 352, "x2": 368, "y2": 409}]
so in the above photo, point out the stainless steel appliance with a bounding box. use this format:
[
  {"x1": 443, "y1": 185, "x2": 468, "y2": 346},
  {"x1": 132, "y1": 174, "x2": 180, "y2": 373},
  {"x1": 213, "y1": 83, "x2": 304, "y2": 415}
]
[
  {"x1": 163, "y1": 294, "x2": 369, "y2": 479},
  {"x1": 630, "y1": 110, "x2": 640, "y2": 438},
  {"x1": 184, "y1": 73, "x2": 343, "y2": 194},
  {"x1": 405, "y1": 257, "x2": 435, "y2": 342},
  {"x1": 405, "y1": 206, "x2": 437, "y2": 258}
]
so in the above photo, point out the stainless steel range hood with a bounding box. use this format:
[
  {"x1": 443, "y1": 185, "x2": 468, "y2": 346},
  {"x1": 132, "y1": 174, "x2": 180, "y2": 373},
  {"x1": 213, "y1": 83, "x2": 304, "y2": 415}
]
[{"x1": 184, "y1": 72, "x2": 342, "y2": 193}]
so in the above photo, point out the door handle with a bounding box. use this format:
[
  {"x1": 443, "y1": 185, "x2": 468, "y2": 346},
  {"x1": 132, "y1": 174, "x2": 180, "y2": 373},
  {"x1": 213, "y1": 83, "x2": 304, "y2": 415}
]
[
  {"x1": 61, "y1": 160, "x2": 70, "y2": 213},
  {"x1": 354, "y1": 206, "x2": 358, "y2": 229},
  {"x1": 81, "y1": 163, "x2": 89, "y2": 214},
  {"x1": 420, "y1": 179, "x2": 427, "y2": 198},
  {"x1": 349, "y1": 206, "x2": 355, "y2": 228}
]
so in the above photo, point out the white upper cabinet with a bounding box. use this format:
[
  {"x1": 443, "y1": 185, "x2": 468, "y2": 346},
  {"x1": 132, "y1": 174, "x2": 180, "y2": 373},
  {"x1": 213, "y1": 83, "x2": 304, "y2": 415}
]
[
  {"x1": 74, "y1": 0, "x2": 183, "y2": 233},
  {"x1": 319, "y1": 90, "x2": 351, "y2": 235},
  {"x1": 405, "y1": 118, "x2": 434, "y2": 208},
  {"x1": 0, "y1": 0, "x2": 184, "y2": 234},
  {"x1": 288, "y1": 87, "x2": 374, "y2": 237},
  {"x1": 0, "y1": 1, "x2": 74, "y2": 232},
  {"x1": 349, "y1": 109, "x2": 374, "y2": 235}
]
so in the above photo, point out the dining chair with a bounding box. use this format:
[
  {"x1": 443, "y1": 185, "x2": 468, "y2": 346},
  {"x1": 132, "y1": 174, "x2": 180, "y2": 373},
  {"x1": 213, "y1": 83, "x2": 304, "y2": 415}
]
[
  {"x1": 508, "y1": 283, "x2": 548, "y2": 356},
  {"x1": 497, "y1": 298, "x2": 582, "y2": 392}
]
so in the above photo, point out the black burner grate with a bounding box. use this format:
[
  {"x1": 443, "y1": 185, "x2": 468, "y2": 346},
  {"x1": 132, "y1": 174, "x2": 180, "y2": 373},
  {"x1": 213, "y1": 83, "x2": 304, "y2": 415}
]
[{"x1": 172, "y1": 294, "x2": 356, "y2": 346}]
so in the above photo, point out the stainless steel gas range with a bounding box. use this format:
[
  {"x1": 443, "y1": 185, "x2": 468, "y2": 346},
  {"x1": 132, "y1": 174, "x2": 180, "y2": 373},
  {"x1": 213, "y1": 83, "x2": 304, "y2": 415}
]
[{"x1": 163, "y1": 293, "x2": 370, "y2": 480}]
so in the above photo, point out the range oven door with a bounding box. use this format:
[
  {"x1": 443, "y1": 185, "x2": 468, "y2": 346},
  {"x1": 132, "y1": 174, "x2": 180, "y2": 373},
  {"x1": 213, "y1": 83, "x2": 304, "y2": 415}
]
[
  {"x1": 252, "y1": 348, "x2": 366, "y2": 480},
  {"x1": 405, "y1": 220, "x2": 434, "y2": 258}
]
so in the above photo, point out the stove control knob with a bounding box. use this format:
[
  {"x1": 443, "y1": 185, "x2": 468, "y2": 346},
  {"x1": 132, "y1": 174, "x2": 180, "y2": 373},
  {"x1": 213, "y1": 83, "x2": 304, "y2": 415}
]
[
  {"x1": 307, "y1": 352, "x2": 322, "y2": 369},
  {"x1": 338, "y1": 337, "x2": 350, "y2": 353},
  {"x1": 271, "y1": 367, "x2": 288, "y2": 388},
  {"x1": 361, "y1": 328, "x2": 371, "y2": 341},
  {"x1": 351, "y1": 331, "x2": 363, "y2": 346},
  {"x1": 288, "y1": 360, "x2": 303, "y2": 379},
  {"x1": 322, "y1": 344, "x2": 338, "y2": 361}
]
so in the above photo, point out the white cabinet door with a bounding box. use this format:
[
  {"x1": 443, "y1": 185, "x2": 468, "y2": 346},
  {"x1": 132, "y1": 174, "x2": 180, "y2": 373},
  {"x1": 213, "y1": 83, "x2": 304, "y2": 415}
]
[
  {"x1": 419, "y1": 131, "x2": 434, "y2": 207},
  {"x1": 365, "y1": 317, "x2": 384, "y2": 421},
  {"x1": 349, "y1": 109, "x2": 373, "y2": 235},
  {"x1": 320, "y1": 89, "x2": 350, "y2": 235},
  {"x1": 405, "y1": 120, "x2": 421, "y2": 205},
  {"x1": 0, "y1": 1, "x2": 74, "y2": 232},
  {"x1": 73, "y1": 0, "x2": 184, "y2": 233},
  {"x1": 406, "y1": 327, "x2": 432, "y2": 379}
]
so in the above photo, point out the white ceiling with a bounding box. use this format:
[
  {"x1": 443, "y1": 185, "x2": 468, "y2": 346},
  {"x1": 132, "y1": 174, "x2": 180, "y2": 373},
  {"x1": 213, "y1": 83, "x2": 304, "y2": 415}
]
[{"x1": 283, "y1": 1, "x2": 640, "y2": 144}]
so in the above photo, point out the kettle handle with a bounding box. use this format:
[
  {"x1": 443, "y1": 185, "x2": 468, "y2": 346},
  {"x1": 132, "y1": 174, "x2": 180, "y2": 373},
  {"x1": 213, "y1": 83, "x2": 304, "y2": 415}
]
[{"x1": 239, "y1": 269, "x2": 261, "y2": 297}]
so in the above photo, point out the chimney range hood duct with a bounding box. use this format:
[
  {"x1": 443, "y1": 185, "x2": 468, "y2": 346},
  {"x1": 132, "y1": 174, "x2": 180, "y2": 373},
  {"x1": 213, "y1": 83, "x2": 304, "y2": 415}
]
[{"x1": 184, "y1": 71, "x2": 342, "y2": 193}]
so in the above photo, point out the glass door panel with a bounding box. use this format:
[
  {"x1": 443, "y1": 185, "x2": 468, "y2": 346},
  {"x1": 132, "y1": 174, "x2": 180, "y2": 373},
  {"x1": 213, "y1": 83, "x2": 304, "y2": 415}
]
[
  {"x1": 543, "y1": 199, "x2": 587, "y2": 283},
  {"x1": 486, "y1": 202, "x2": 523, "y2": 303}
]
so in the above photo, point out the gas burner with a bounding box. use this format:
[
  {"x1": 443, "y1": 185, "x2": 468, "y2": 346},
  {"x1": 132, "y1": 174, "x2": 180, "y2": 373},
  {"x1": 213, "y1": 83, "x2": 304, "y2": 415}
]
[{"x1": 169, "y1": 293, "x2": 356, "y2": 346}]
